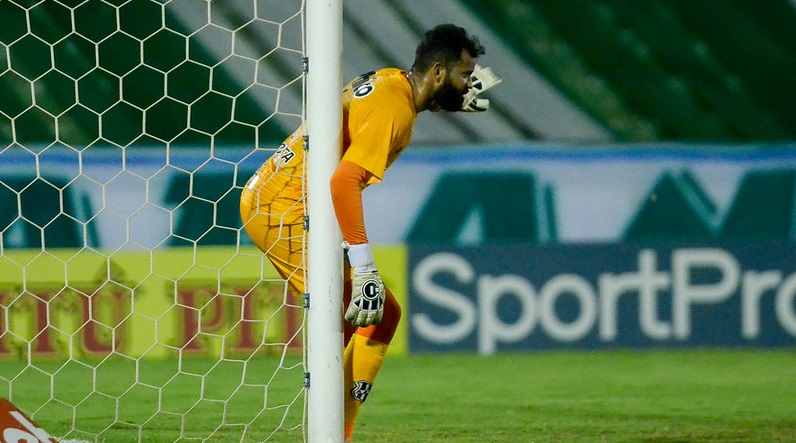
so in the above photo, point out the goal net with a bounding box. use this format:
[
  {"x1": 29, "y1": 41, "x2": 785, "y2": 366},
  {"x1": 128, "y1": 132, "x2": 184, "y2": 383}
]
[{"x1": 0, "y1": 0, "x2": 326, "y2": 441}]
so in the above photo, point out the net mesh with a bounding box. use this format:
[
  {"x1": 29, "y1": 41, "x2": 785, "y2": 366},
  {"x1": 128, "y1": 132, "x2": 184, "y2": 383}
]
[{"x1": 0, "y1": 0, "x2": 308, "y2": 441}]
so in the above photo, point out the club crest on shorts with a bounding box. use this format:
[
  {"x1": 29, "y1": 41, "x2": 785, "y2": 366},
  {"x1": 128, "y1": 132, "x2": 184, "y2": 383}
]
[{"x1": 350, "y1": 380, "x2": 373, "y2": 403}]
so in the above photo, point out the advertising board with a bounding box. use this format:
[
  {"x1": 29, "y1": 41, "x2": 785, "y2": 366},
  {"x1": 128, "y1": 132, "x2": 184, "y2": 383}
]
[{"x1": 409, "y1": 242, "x2": 796, "y2": 353}]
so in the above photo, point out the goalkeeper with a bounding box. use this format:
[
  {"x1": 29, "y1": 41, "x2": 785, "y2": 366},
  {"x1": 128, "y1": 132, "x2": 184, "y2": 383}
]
[{"x1": 240, "y1": 23, "x2": 500, "y2": 442}]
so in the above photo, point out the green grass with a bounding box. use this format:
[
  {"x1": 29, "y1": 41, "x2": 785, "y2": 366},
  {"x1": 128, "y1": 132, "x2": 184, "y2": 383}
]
[
  {"x1": 2, "y1": 349, "x2": 795, "y2": 442},
  {"x1": 358, "y1": 349, "x2": 796, "y2": 443}
]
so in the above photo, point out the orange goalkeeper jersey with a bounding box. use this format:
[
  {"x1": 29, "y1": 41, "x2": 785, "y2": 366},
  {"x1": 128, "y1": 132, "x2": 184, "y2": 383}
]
[
  {"x1": 244, "y1": 68, "x2": 417, "y2": 210},
  {"x1": 341, "y1": 68, "x2": 417, "y2": 183}
]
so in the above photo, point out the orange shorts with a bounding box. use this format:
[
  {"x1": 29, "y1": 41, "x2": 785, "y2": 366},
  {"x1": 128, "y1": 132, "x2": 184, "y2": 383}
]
[{"x1": 240, "y1": 184, "x2": 308, "y2": 297}]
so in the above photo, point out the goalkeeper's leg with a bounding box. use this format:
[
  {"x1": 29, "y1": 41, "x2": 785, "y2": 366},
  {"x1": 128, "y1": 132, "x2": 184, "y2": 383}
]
[
  {"x1": 342, "y1": 281, "x2": 402, "y2": 441},
  {"x1": 240, "y1": 189, "x2": 306, "y2": 296}
]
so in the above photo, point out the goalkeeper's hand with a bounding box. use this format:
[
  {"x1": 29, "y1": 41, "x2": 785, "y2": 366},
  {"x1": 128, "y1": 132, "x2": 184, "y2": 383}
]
[
  {"x1": 343, "y1": 242, "x2": 386, "y2": 327},
  {"x1": 461, "y1": 64, "x2": 502, "y2": 112},
  {"x1": 345, "y1": 267, "x2": 386, "y2": 327}
]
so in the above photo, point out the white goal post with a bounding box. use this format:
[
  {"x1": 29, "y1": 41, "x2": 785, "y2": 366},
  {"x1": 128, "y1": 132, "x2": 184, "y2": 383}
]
[{"x1": 306, "y1": 0, "x2": 345, "y2": 442}]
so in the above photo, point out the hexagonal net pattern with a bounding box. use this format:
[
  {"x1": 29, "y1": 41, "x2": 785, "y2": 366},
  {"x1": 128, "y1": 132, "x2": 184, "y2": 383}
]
[{"x1": 0, "y1": 1, "x2": 310, "y2": 442}]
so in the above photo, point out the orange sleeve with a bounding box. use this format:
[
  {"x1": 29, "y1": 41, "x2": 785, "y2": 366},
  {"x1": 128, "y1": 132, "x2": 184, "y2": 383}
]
[{"x1": 330, "y1": 160, "x2": 372, "y2": 244}]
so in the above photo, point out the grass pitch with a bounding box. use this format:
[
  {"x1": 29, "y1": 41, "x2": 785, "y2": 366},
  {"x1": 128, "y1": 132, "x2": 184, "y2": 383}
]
[
  {"x1": 358, "y1": 349, "x2": 796, "y2": 443},
  {"x1": 3, "y1": 349, "x2": 795, "y2": 442}
]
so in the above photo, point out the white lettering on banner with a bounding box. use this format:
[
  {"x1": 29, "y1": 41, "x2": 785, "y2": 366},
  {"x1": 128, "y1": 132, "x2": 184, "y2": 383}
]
[
  {"x1": 412, "y1": 253, "x2": 477, "y2": 343},
  {"x1": 539, "y1": 275, "x2": 596, "y2": 342},
  {"x1": 741, "y1": 271, "x2": 796, "y2": 337},
  {"x1": 477, "y1": 275, "x2": 537, "y2": 354},
  {"x1": 776, "y1": 274, "x2": 796, "y2": 336},
  {"x1": 741, "y1": 271, "x2": 781, "y2": 338},
  {"x1": 411, "y1": 248, "x2": 796, "y2": 354},
  {"x1": 672, "y1": 249, "x2": 739, "y2": 339},
  {"x1": 599, "y1": 250, "x2": 671, "y2": 340}
]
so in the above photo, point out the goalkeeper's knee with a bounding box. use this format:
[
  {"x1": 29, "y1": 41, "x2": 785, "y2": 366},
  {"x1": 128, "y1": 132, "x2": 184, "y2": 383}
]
[{"x1": 357, "y1": 288, "x2": 401, "y2": 344}]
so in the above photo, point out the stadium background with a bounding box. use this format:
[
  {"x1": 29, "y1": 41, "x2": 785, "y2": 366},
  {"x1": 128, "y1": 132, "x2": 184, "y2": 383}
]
[{"x1": 1, "y1": 0, "x2": 796, "y2": 364}]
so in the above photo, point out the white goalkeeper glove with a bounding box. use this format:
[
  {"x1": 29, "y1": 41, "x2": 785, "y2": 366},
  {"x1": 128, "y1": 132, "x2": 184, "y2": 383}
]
[
  {"x1": 343, "y1": 242, "x2": 386, "y2": 327},
  {"x1": 461, "y1": 64, "x2": 502, "y2": 112}
]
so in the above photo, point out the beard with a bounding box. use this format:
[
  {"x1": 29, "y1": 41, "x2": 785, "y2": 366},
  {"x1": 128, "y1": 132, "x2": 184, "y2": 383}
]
[{"x1": 432, "y1": 79, "x2": 466, "y2": 112}]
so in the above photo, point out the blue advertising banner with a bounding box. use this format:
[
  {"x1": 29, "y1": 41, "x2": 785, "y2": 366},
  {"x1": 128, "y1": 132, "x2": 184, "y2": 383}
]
[
  {"x1": 4, "y1": 143, "x2": 796, "y2": 249},
  {"x1": 408, "y1": 242, "x2": 796, "y2": 353}
]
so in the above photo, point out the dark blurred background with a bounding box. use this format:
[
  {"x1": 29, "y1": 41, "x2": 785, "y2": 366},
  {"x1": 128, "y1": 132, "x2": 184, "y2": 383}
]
[{"x1": 2, "y1": 0, "x2": 795, "y2": 149}]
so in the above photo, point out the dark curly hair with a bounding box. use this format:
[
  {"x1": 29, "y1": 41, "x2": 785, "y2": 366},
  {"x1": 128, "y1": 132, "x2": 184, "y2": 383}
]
[{"x1": 411, "y1": 24, "x2": 485, "y2": 73}]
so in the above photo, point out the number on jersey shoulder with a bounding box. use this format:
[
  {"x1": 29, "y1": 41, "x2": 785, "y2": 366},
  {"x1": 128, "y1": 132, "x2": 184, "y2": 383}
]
[{"x1": 352, "y1": 71, "x2": 376, "y2": 98}]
